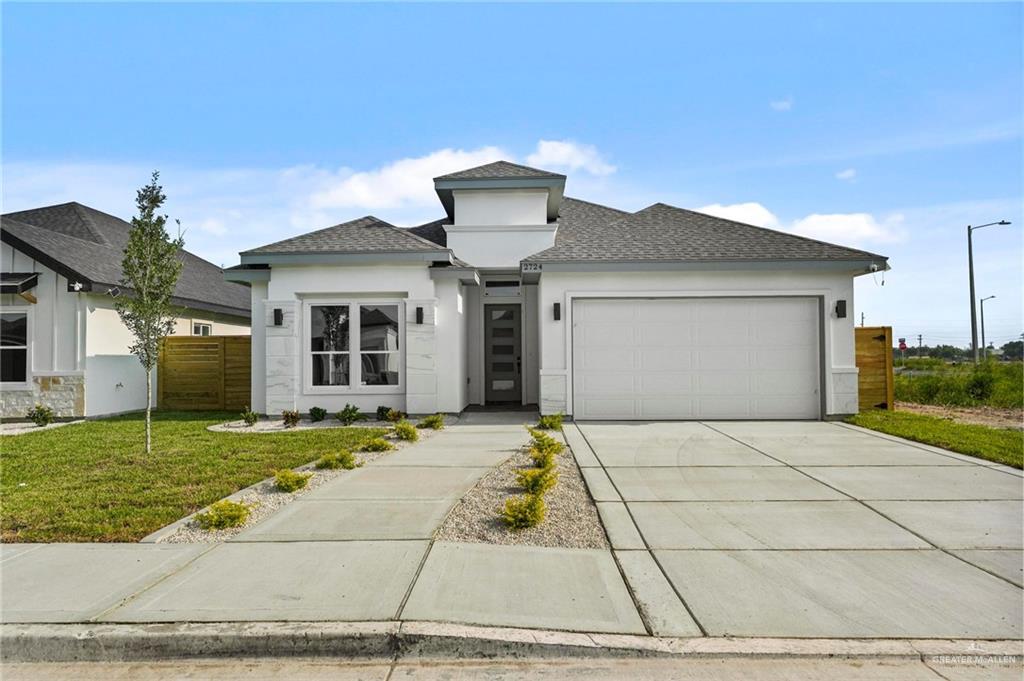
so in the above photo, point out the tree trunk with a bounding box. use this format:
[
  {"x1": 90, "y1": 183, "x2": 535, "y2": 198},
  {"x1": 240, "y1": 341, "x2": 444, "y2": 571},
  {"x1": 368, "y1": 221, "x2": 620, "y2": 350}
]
[{"x1": 145, "y1": 368, "x2": 152, "y2": 454}]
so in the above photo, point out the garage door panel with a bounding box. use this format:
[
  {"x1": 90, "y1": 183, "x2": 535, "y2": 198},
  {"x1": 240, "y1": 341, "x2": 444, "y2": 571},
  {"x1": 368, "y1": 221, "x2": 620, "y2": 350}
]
[{"x1": 573, "y1": 297, "x2": 820, "y2": 420}]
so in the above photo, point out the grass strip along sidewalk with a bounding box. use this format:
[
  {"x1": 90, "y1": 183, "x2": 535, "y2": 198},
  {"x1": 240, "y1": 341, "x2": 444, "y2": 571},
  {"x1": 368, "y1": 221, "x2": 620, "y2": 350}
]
[
  {"x1": 1, "y1": 411, "x2": 385, "y2": 542},
  {"x1": 848, "y1": 410, "x2": 1022, "y2": 469}
]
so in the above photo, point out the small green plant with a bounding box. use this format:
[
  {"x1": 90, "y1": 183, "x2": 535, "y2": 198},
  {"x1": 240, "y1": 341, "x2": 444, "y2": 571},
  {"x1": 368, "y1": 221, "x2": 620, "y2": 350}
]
[
  {"x1": 282, "y1": 410, "x2": 301, "y2": 428},
  {"x1": 26, "y1": 404, "x2": 54, "y2": 427},
  {"x1": 394, "y1": 420, "x2": 419, "y2": 442},
  {"x1": 502, "y1": 493, "x2": 546, "y2": 530},
  {"x1": 240, "y1": 406, "x2": 259, "y2": 426},
  {"x1": 309, "y1": 406, "x2": 327, "y2": 423},
  {"x1": 375, "y1": 405, "x2": 392, "y2": 421},
  {"x1": 386, "y1": 408, "x2": 406, "y2": 422},
  {"x1": 417, "y1": 413, "x2": 445, "y2": 430},
  {"x1": 337, "y1": 404, "x2": 364, "y2": 425},
  {"x1": 195, "y1": 500, "x2": 250, "y2": 530},
  {"x1": 530, "y1": 447, "x2": 555, "y2": 469},
  {"x1": 528, "y1": 428, "x2": 565, "y2": 456},
  {"x1": 536, "y1": 412, "x2": 564, "y2": 431},
  {"x1": 516, "y1": 466, "x2": 558, "y2": 495},
  {"x1": 274, "y1": 468, "x2": 312, "y2": 492},
  {"x1": 315, "y1": 450, "x2": 361, "y2": 470},
  {"x1": 361, "y1": 437, "x2": 395, "y2": 452}
]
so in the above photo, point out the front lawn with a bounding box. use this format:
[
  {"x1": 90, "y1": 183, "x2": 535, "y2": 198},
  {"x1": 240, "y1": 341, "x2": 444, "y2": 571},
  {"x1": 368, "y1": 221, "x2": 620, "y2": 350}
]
[
  {"x1": 0, "y1": 411, "x2": 385, "y2": 542},
  {"x1": 848, "y1": 410, "x2": 1022, "y2": 469}
]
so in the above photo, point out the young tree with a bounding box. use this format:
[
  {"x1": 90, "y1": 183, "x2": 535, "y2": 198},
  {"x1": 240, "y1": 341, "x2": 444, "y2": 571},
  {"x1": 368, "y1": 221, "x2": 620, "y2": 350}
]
[{"x1": 116, "y1": 172, "x2": 184, "y2": 453}]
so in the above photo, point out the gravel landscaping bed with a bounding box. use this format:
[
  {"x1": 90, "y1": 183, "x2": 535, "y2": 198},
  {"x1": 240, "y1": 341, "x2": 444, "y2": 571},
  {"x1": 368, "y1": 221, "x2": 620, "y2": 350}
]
[
  {"x1": 208, "y1": 414, "x2": 457, "y2": 434},
  {"x1": 158, "y1": 422, "x2": 451, "y2": 543},
  {"x1": 434, "y1": 437, "x2": 609, "y2": 550},
  {"x1": 0, "y1": 420, "x2": 85, "y2": 436}
]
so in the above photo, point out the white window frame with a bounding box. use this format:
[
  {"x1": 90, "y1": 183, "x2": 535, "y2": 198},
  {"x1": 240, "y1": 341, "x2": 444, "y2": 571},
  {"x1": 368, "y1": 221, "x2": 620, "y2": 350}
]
[
  {"x1": 192, "y1": 321, "x2": 213, "y2": 336},
  {"x1": 0, "y1": 306, "x2": 32, "y2": 390},
  {"x1": 303, "y1": 300, "x2": 404, "y2": 395}
]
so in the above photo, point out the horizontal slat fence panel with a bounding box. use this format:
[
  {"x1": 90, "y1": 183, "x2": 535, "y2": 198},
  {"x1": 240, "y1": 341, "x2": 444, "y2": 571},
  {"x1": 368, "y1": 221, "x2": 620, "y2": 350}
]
[
  {"x1": 854, "y1": 326, "x2": 894, "y2": 411},
  {"x1": 158, "y1": 336, "x2": 251, "y2": 411}
]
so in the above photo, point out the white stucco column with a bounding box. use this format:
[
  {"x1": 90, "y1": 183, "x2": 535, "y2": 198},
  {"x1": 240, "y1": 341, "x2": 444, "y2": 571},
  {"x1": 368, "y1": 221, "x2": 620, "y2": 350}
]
[
  {"x1": 265, "y1": 299, "x2": 298, "y2": 414},
  {"x1": 249, "y1": 282, "x2": 268, "y2": 414},
  {"x1": 405, "y1": 298, "x2": 438, "y2": 414}
]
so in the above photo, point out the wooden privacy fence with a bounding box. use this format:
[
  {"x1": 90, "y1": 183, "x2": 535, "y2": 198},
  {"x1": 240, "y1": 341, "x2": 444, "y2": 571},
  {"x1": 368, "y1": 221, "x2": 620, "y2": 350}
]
[
  {"x1": 855, "y1": 326, "x2": 894, "y2": 411},
  {"x1": 158, "y1": 336, "x2": 251, "y2": 411}
]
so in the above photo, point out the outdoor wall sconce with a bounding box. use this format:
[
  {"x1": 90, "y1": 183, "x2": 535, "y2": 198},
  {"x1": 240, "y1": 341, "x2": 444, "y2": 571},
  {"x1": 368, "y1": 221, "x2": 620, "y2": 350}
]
[
  {"x1": 273, "y1": 308, "x2": 283, "y2": 326},
  {"x1": 416, "y1": 306, "x2": 424, "y2": 324},
  {"x1": 834, "y1": 300, "x2": 847, "y2": 318},
  {"x1": 553, "y1": 302, "x2": 561, "y2": 321}
]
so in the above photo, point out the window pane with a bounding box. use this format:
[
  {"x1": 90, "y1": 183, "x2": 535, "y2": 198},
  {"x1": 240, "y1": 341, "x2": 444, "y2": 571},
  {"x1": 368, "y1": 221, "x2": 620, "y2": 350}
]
[
  {"x1": 360, "y1": 305, "x2": 399, "y2": 352},
  {"x1": 493, "y1": 345, "x2": 514, "y2": 355},
  {"x1": 1, "y1": 313, "x2": 27, "y2": 347},
  {"x1": 492, "y1": 327, "x2": 514, "y2": 338},
  {"x1": 490, "y1": 309, "x2": 515, "y2": 321},
  {"x1": 361, "y1": 353, "x2": 400, "y2": 385},
  {"x1": 311, "y1": 306, "x2": 349, "y2": 352},
  {"x1": 492, "y1": 362, "x2": 514, "y2": 372},
  {"x1": 312, "y1": 353, "x2": 349, "y2": 386},
  {"x1": 0, "y1": 349, "x2": 27, "y2": 383}
]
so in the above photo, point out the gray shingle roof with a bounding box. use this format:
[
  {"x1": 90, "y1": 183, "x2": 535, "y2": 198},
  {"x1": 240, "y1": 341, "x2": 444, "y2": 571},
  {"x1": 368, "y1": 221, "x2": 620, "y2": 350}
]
[
  {"x1": 434, "y1": 160, "x2": 565, "y2": 181},
  {"x1": 406, "y1": 217, "x2": 449, "y2": 247},
  {"x1": 526, "y1": 201, "x2": 887, "y2": 264},
  {"x1": 1, "y1": 202, "x2": 251, "y2": 317},
  {"x1": 243, "y1": 216, "x2": 449, "y2": 255}
]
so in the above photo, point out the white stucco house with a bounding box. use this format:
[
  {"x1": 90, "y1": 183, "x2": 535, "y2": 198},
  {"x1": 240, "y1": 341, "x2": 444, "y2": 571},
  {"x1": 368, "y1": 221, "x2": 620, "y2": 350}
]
[
  {"x1": 1, "y1": 202, "x2": 250, "y2": 418},
  {"x1": 227, "y1": 161, "x2": 888, "y2": 421}
]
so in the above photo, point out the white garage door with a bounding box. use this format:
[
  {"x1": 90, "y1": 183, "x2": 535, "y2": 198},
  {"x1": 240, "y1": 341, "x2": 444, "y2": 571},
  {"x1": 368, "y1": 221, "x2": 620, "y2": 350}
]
[{"x1": 572, "y1": 297, "x2": 820, "y2": 420}]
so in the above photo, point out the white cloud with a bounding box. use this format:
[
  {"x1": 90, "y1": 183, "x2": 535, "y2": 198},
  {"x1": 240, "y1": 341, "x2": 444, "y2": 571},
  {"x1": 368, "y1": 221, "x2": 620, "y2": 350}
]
[
  {"x1": 309, "y1": 146, "x2": 506, "y2": 212},
  {"x1": 696, "y1": 202, "x2": 780, "y2": 229},
  {"x1": 769, "y1": 97, "x2": 793, "y2": 112},
  {"x1": 526, "y1": 140, "x2": 616, "y2": 176},
  {"x1": 835, "y1": 168, "x2": 857, "y2": 181}
]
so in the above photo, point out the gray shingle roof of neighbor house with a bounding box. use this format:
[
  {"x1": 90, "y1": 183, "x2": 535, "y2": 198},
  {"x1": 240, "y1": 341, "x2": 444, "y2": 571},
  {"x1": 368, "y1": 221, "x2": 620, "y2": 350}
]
[
  {"x1": 524, "y1": 201, "x2": 888, "y2": 265},
  {"x1": 1, "y1": 202, "x2": 251, "y2": 317},
  {"x1": 242, "y1": 215, "x2": 450, "y2": 255},
  {"x1": 434, "y1": 160, "x2": 566, "y2": 181}
]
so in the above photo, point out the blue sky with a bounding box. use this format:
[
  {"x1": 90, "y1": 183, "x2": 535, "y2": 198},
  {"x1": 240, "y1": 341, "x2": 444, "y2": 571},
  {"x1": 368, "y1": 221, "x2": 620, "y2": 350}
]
[{"x1": 3, "y1": 2, "x2": 1021, "y2": 348}]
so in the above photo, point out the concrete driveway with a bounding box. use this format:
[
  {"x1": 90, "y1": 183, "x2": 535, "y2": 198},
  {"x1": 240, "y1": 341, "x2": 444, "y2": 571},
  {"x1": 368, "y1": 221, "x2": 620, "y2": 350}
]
[{"x1": 569, "y1": 420, "x2": 1023, "y2": 639}]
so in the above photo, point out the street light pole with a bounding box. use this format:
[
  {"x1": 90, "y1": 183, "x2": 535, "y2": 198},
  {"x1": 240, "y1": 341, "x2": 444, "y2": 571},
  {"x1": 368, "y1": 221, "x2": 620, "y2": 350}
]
[
  {"x1": 968, "y1": 221, "x2": 1011, "y2": 364},
  {"x1": 980, "y1": 296, "x2": 995, "y2": 360}
]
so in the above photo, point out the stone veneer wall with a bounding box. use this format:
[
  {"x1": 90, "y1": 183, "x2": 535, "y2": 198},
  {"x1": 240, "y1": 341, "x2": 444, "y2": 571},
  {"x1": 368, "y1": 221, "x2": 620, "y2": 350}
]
[
  {"x1": 0, "y1": 373, "x2": 85, "y2": 419},
  {"x1": 264, "y1": 300, "x2": 298, "y2": 414}
]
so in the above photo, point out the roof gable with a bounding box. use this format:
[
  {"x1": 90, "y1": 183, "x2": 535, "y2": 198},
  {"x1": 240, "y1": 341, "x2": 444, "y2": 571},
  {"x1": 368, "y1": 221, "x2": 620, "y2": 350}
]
[
  {"x1": 434, "y1": 160, "x2": 565, "y2": 181},
  {"x1": 242, "y1": 216, "x2": 450, "y2": 255}
]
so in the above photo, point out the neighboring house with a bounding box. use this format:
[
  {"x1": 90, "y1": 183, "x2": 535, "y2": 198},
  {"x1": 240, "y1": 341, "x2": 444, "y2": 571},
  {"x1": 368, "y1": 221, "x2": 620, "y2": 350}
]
[
  {"x1": 1, "y1": 202, "x2": 251, "y2": 418},
  {"x1": 227, "y1": 161, "x2": 888, "y2": 420}
]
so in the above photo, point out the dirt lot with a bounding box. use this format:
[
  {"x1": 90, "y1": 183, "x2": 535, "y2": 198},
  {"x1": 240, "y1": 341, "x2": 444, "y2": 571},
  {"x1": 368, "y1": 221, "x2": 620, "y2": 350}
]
[{"x1": 896, "y1": 401, "x2": 1023, "y2": 430}]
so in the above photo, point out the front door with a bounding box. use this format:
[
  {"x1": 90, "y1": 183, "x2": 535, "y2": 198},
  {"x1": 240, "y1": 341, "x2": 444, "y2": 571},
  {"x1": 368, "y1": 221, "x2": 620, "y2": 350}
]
[{"x1": 484, "y1": 304, "x2": 521, "y2": 403}]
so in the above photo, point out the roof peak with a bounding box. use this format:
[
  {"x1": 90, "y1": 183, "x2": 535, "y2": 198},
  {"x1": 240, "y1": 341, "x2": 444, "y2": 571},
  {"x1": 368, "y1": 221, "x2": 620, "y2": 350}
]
[{"x1": 434, "y1": 160, "x2": 566, "y2": 182}]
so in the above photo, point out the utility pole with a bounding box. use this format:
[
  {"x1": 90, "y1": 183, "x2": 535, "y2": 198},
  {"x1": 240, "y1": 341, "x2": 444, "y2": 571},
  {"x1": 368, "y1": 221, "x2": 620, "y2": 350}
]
[
  {"x1": 917, "y1": 334, "x2": 923, "y2": 357},
  {"x1": 980, "y1": 296, "x2": 995, "y2": 360},
  {"x1": 968, "y1": 220, "x2": 1011, "y2": 363},
  {"x1": 860, "y1": 312, "x2": 865, "y2": 327}
]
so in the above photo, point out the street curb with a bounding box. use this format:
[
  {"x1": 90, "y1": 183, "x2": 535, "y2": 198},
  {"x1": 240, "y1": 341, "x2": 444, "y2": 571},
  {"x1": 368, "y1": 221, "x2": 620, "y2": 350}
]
[{"x1": 3, "y1": 621, "x2": 1021, "y2": 662}]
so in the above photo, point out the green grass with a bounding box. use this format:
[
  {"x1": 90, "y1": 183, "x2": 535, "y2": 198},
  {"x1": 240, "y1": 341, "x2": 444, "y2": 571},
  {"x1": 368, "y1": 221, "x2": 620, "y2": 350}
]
[
  {"x1": 848, "y1": 410, "x2": 1023, "y2": 469},
  {"x1": 0, "y1": 411, "x2": 385, "y2": 542},
  {"x1": 895, "y1": 361, "x2": 1022, "y2": 409}
]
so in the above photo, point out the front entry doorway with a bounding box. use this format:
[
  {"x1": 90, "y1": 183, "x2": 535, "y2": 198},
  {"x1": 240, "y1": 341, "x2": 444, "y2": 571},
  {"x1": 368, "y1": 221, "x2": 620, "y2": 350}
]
[{"x1": 484, "y1": 304, "x2": 522, "y2": 404}]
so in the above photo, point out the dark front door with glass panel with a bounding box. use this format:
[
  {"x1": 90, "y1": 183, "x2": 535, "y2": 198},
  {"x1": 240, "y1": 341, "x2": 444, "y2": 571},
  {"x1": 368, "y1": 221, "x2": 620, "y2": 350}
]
[{"x1": 484, "y1": 304, "x2": 521, "y2": 403}]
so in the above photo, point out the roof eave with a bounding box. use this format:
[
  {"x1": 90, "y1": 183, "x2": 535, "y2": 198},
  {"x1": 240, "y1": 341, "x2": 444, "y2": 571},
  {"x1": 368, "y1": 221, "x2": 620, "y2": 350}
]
[
  {"x1": 520, "y1": 257, "x2": 890, "y2": 275},
  {"x1": 239, "y1": 250, "x2": 454, "y2": 266}
]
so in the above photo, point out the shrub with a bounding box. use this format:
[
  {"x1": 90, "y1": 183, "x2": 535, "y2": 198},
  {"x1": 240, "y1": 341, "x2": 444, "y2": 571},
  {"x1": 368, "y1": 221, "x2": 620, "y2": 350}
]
[
  {"x1": 195, "y1": 500, "x2": 250, "y2": 530},
  {"x1": 315, "y1": 450, "x2": 360, "y2": 470},
  {"x1": 536, "y1": 412, "x2": 564, "y2": 431},
  {"x1": 274, "y1": 468, "x2": 312, "y2": 492},
  {"x1": 385, "y1": 408, "x2": 406, "y2": 423},
  {"x1": 516, "y1": 466, "x2": 558, "y2": 495},
  {"x1": 240, "y1": 406, "x2": 259, "y2": 427},
  {"x1": 965, "y1": 371, "x2": 994, "y2": 402},
  {"x1": 529, "y1": 447, "x2": 556, "y2": 469},
  {"x1": 336, "y1": 404, "x2": 363, "y2": 425},
  {"x1": 282, "y1": 410, "x2": 301, "y2": 428},
  {"x1": 309, "y1": 406, "x2": 328, "y2": 423},
  {"x1": 375, "y1": 405, "x2": 392, "y2": 421},
  {"x1": 502, "y1": 493, "x2": 546, "y2": 530},
  {"x1": 417, "y1": 413, "x2": 445, "y2": 430},
  {"x1": 528, "y1": 428, "x2": 564, "y2": 456},
  {"x1": 26, "y1": 404, "x2": 54, "y2": 427},
  {"x1": 394, "y1": 420, "x2": 419, "y2": 441},
  {"x1": 361, "y1": 437, "x2": 395, "y2": 452},
  {"x1": 895, "y1": 361, "x2": 1023, "y2": 409}
]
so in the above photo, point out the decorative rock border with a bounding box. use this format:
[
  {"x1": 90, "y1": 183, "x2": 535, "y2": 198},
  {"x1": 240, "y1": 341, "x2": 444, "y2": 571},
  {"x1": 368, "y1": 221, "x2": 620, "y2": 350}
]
[
  {"x1": 0, "y1": 420, "x2": 85, "y2": 437},
  {"x1": 207, "y1": 414, "x2": 457, "y2": 434}
]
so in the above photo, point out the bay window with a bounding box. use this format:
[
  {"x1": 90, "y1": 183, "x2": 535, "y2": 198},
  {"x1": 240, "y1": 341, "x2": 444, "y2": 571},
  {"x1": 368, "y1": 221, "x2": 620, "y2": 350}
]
[
  {"x1": 307, "y1": 302, "x2": 401, "y2": 391},
  {"x1": 1, "y1": 311, "x2": 29, "y2": 384}
]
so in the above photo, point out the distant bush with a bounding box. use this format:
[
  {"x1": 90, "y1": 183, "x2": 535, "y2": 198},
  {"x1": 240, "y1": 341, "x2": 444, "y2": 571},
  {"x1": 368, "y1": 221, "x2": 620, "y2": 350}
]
[
  {"x1": 394, "y1": 420, "x2": 419, "y2": 442},
  {"x1": 195, "y1": 500, "x2": 250, "y2": 530},
  {"x1": 536, "y1": 412, "x2": 564, "y2": 431},
  {"x1": 274, "y1": 469, "x2": 312, "y2": 492},
  {"x1": 418, "y1": 413, "x2": 445, "y2": 430},
  {"x1": 502, "y1": 493, "x2": 546, "y2": 530},
  {"x1": 361, "y1": 437, "x2": 395, "y2": 452},
  {"x1": 240, "y1": 406, "x2": 259, "y2": 427},
  {"x1": 316, "y1": 450, "x2": 360, "y2": 470},
  {"x1": 282, "y1": 410, "x2": 301, "y2": 428},
  {"x1": 26, "y1": 404, "x2": 54, "y2": 427},
  {"x1": 896, "y1": 361, "x2": 1022, "y2": 409},
  {"x1": 336, "y1": 404, "x2": 363, "y2": 425},
  {"x1": 516, "y1": 466, "x2": 558, "y2": 495},
  {"x1": 309, "y1": 406, "x2": 327, "y2": 423}
]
